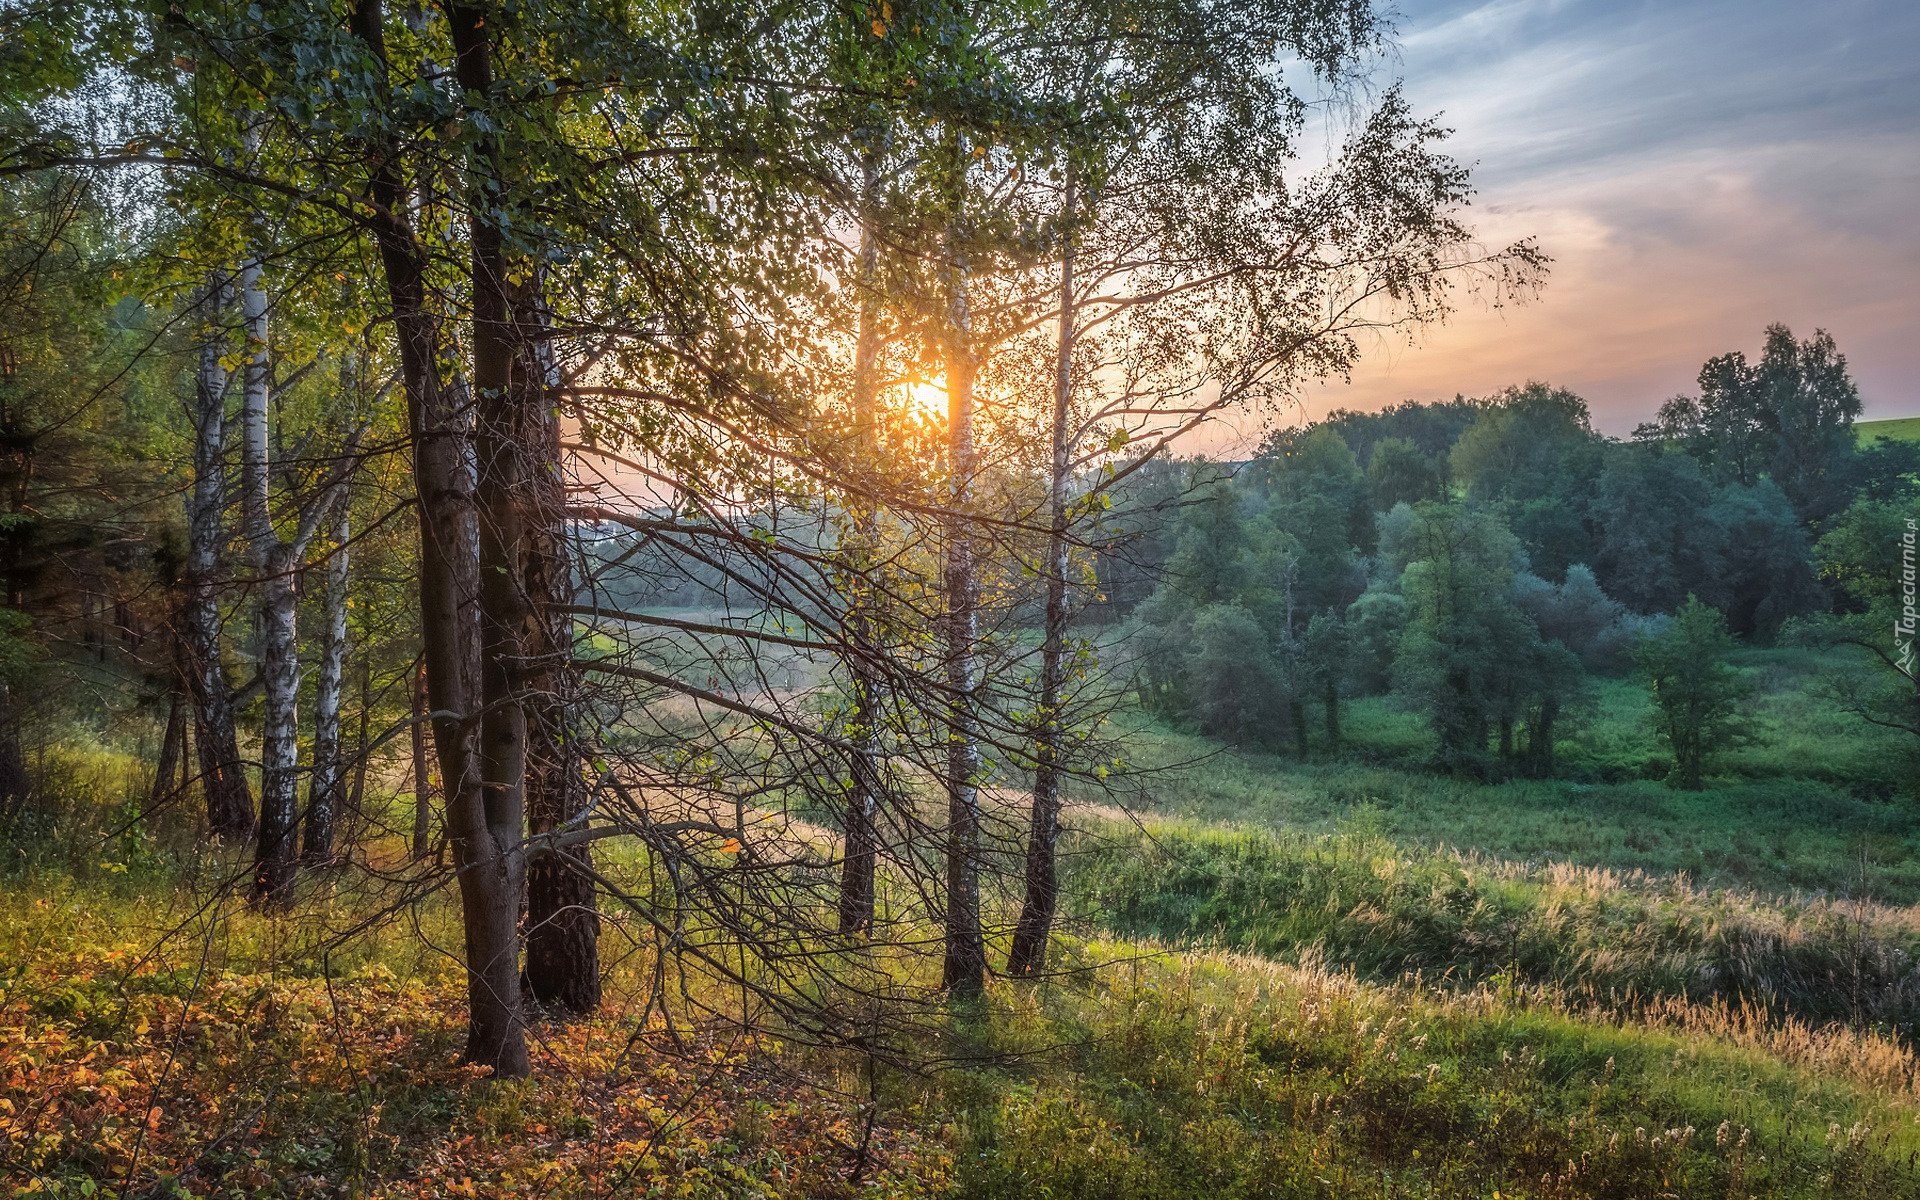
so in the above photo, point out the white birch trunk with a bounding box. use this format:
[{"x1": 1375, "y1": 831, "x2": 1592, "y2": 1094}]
[
  {"x1": 240, "y1": 258, "x2": 303, "y2": 904},
  {"x1": 185, "y1": 273, "x2": 253, "y2": 836},
  {"x1": 304, "y1": 491, "x2": 349, "y2": 863}
]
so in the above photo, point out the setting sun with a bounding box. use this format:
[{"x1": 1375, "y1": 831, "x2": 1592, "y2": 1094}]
[{"x1": 901, "y1": 378, "x2": 947, "y2": 422}]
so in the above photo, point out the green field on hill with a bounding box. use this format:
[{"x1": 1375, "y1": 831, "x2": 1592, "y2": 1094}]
[{"x1": 1856, "y1": 416, "x2": 1920, "y2": 443}]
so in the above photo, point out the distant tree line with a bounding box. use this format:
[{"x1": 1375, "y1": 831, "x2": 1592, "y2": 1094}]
[{"x1": 1117, "y1": 333, "x2": 1920, "y2": 786}]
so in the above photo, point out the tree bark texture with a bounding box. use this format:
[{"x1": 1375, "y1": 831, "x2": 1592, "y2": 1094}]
[
  {"x1": 150, "y1": 684, "x2": 187, "y2": 811},
  {"x1": 183, "y1": 274, "x2": 253, "y2": 838},
  {"x1": 240, "y1": 258, "x2": 304, "y2": 907},
  {"x1": 352, "y1": 0, "x2": 526, "y2": 1076},
  {"x1": 940, "y1": 219, "x2": 986, "y2": 998},
  {"x1": 449, "y1": 0, "x2": 532, "y2": 1074},
  {"x1": 839, "y1": 155, "x2": 882, "y2": 937},
  {"x1": 515, "y1": 279, "x2": 600, "y2": 1016},
  {"x1": 1009, "y1": 174, "x2": 1075, "y2": 979},
  {"x1": 303, "y1": 493, "x2": 350, "y2": 864},
  {"x1": 411, "y1": 656, "x2": 435, "y2": 859}
]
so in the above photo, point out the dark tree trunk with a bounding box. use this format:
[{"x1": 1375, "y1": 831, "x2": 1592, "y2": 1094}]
[
  {"x1": 0, "y1": 395, "x2": 31, "y2": 821},
  {"x1": 151, "y1": 686, "x2": 187, "y2": 811},
  {"x1": 1290, "y1": 695, "x2": 1309, "y2": 758},
  {"x1": 411, "y1": 656, "x2": 434, "y2": 859},
  {"x1": 0, "y1": 684, "x2": 29, "y2": 824},
  {"x1": 1009, "y1": 172, "x2": 1075, "y2": 979},
  {"x1": 939, "y1": 215, "x2": 985, "y2": 998},
  {"x1": 352, "y1": 0, "x2": 526, "y2": 1077},
  {"x1": 448, "y1": 0, "x2": 532, "y2": 1075},
  {"x1": 1323, "y1": 681, "x2": 1341, "y2": 753},
  {"x1": 839, "y1": 155, "x2": 882, "y2": 937},
  {"x1": 1529, "y1": 695, "x2": 1557, "y2": 778},
  {"x1": 515, "y1": 279, "x2": 599, "y2": 1017},
  {"x1": 1678, "y1": 727, "x2": 1703, "y2": 790}
]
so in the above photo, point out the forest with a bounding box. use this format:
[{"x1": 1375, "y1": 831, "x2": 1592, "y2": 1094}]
[{"x1": 2, "y1": 0, "x2": 1919, "y2": 1197}]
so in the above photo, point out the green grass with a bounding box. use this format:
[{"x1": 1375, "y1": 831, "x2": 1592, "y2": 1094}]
[
  {"x1": 1106, "y1": 732, "x2": 1920, "y2": 901},
  {"x1": 9, "y1": 866, "x2": 1920, "y2": 1200},
  {"x1": 960, "y1": 939, "x2": 1920, "y2": 1199},
  {"x1": 1856, "y1": 416, "x2": 1920, "y2": 445},
  {"x1": 1067, "y1": 816, "x2": 1920, "y2": 1037}
]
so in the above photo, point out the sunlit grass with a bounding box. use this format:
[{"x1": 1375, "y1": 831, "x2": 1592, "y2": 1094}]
[{"x1": 1067, "y1": 814, "x2": 1920, "y2": 1037}]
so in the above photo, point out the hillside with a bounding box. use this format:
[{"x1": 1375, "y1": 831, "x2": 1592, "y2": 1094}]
[
  {"x1": 8, "y1": 862, "x2": 1920, "y2": 1199},
  {"x1": 1856, "y1": 416, "x2": 1920, "y2": 444}
]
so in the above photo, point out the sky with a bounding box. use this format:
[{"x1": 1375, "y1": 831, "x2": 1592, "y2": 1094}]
[{"x1": 1221, "y1": 0, "x2": 1920, "y2": 445}]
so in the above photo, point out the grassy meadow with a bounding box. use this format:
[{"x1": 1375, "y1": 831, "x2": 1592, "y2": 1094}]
[
  {"x1": 10, "y1": 860, "x2": 1920, "y2": 1199},
  {"x1": 1090, "y1": 646, "x2": 1917, "y2": 902}
]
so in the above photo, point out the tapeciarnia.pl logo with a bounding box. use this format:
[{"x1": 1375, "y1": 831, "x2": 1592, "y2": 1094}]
[{"x1": 1899, "y1": 516, "x2": 1917, "y2": 681}]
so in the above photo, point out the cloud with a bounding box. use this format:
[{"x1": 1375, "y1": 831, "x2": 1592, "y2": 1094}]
[{"x1": 1231, "y1": 0, "x2": 1920, "y2": 440}]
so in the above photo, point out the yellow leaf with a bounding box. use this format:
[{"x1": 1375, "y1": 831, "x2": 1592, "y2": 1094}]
[{"x1": 871, "y1": 19, "x2": 886, "y2": 36}]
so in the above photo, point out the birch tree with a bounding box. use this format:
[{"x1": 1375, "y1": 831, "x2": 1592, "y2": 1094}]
[
  {"x1": 182, "y1": 274, "x2": 253, "y2": 837},
  {"x1": 237, "y1": 249, "x2": 365, "y2": 905},
  {"x1": 302, "y1": 477, "x2": 351, "y2": 864}
]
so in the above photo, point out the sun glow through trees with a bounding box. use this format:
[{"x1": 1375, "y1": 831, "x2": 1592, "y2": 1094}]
[{"x1": 902, "y1": 378, "x2": 947, "y2": 423}]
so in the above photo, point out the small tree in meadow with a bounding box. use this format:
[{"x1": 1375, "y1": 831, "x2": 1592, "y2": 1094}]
[
  {"x1": 1634, "y1": 596, "x2": 1758, "y2": 789},
  {"x1": 1186, "y1": 604, "x2": 1286, "y2": 744}
]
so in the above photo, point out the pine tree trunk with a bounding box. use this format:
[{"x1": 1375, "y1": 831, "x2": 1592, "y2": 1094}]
[
  {"x1": 839, "y1": 155, "x2": 882, "y2": 937},
  {"x1": 1009, "y1": 173, "x2": 1075, "y2": 979},
  {"x1": 516, "y1": 279, "x2": 599, "y2": 1016},
  {"x1": 940, "y1": 212, "x2": 986, "y2": 998},
  {"x1": 241, "y1": 258, "x2": 303, "y2": 907},
  {"x1": 352, "y1": 0, "x2": 526, "y2": 1077},
  {"x1": 184, "y1": 273, "x2": 253, "y2": 838},
  {"x1": 303, "y1": 494, "x2": 350, "y2": 865}
]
